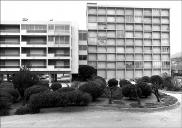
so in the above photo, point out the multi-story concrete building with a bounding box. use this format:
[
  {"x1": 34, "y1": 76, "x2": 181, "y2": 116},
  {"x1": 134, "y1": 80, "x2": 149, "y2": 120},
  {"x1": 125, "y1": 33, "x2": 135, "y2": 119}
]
[
  {"x1": 86, "y1": 3, "x2": 171, "y2": 80},
  {"x1": 78, "y1": 30, "x2": 88, "y2": 66},
  {"x1": 0, "y1": 21, "x2": 78, "y2": 81}
]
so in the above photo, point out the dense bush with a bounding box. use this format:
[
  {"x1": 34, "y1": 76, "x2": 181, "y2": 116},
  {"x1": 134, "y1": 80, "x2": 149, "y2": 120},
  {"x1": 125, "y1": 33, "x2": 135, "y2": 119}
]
[
  {"x1": 15, "y1": 105, "x2": 40, "y2": 115},
  {"x1": 29, "y1": 90, "x2": 91, "y2": 109},
  {"x1": 24, "y1": 85, "x2": 49, "y2": 103},
  {"x1": 107, "y1": 78, "x2": 118, "y2": 104},
  {"x1": 12, "y1": 65, "x2": 39, "y2": 98},
  {"x1": 78, "y1": 65, "x2": 97, "y2": 81},
  {"x1": 0, "y1": 99, "x2": 10, "y2": 116},
  {"x1": 141, "y1": 76, "x2": 151, "y2": 83},
  {"x1": 37, "y1": 80, "x2": 49, "y2": 88},
  {"x1": 162, "y1": 76, "x2": 173, "y2": 90},
  {"x1": 50, "y1": 82, "x2": 62, "y2": 91},
  {"x1": 0, "y1": 88, "x2": 19, "y2": 103},
  {"x1": 79, "y1": 81, "x2": 104, "y2": 101},
  {"x1": 119, "y1": 79, "x2": 131, "y2": 87},
  {"x1": 0, "y1": 90, "x2": 14, "y2": 103},
  {"x1": 0, "y1": 82, "x2": 14, "y2": 88},
  {"x1": 136, "y1": 82, "x2": 152, "y2": 97},
  {"x1": 56, "y1": 87, "x2": 75, "y2": 93},
  {"x1": 122, "y1": 84, "x2": 142, "y2": 99},
  {"x1": 92, "y1": 76, "x2": 106, "y2": 88},
  {"x1": 108, "y1": 78, "x2": 118, "y2": 88},
  {"x1": 150, "y1": 75, "x2": 163, "y2": 88}
]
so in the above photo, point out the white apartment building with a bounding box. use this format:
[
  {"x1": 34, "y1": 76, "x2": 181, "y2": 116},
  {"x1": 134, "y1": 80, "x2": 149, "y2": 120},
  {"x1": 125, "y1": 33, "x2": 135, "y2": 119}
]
[
  {"x1": 78, "y1": 30, "x2": 88, "y2": 66},
  {"x1": 0, "y1": 21, "x2": 78, "y2": 81},
  {"x1": 87, "y1": 3, "x2": 171, "y2": 80}
]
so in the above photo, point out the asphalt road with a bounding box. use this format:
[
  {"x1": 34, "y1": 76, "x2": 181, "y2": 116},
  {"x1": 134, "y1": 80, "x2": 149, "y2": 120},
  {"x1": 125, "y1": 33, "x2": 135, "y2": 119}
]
[{"x1": 1, "y1": 92, "x2": 182, "y2": 128}]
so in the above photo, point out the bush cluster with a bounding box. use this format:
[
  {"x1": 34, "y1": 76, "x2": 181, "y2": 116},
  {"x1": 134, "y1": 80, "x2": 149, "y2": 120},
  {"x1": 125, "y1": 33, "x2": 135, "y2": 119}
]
[
  {"x1": 0, "y1": 99, "x2": 11, "y2": 116},
  {"x1": 24, "y1": 85, "x2": 49, "y2": 103},
  {"x1": 79, "y1": 81, "x2": 104, "y2": 101},
  {"x1": 119, "y1": 79, "x2": 131, "y2": 87},
  {"x1": 56, "y1": 87, "x2": 75, "y2": 93},
  {"x1": 29, "y1": 89, "x2": 92, "y2": 110},
  {"x1": 136, "y1": 82, "x2": 152, "y2": 97},
  {"x1": 0, "y1": 88, "x2": 19, "y2": 103},
  {"x1": 15, "y1": 105, "x2": 40, "y2": 115},
  {"x1": 78, "y1": 65, "x2": 97, "y2": 81},
  {"x1": 122, "y1": 84, "x2": 142, "y2": 99},
  {"x1": 50, "y1": 82, "x2": 62, "y2": 91}
]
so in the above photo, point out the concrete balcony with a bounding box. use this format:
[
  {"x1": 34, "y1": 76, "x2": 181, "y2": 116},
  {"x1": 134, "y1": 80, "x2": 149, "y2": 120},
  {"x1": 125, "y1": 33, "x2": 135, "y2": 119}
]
[
  {"x1": 21, "y1": 41, "x2": 47, "y2": 47},
  {"x1": 21, "y1": 30, "x2": 47, "y2": 35},
  {"x1": 0, "y1": 30, "x2": 20, "y2": 35},
  {"x1": 47, "y1": 42, "x2": 70, "y2": 47},
  {"x1": 47, "y1": 65, "x2": 71, "y2": 72},
  {"x1": 47, "y1": 53, "x2": 71, "y2": 59},
  {"x1": 0, "y1": 41, "x2": 20, "y2": 47},
  {"x1": 54, "y1": 30, "x2": 70, "y2": 35},
  {"x1": 21, "y1": 53, "x2": 47, "y2": 59},
  {"x1": 0, "y1": 55, "x2": 20, "y2": 59},
  {"x1": 79, "y1": 60, "x2": 88, "y2": 65},
  {"x1": 79, "y1": 50, "x2": 87, "y2": 55},
  {"x1": 0, "y1": 65, "x2": 20, "y2": 72}
]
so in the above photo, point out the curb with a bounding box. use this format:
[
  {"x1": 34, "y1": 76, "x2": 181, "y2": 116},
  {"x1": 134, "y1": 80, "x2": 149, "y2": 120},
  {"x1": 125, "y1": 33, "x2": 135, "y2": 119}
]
[
  {"x1": 159, "y1": 90, "x2": 182, "y2": 94},
  {"x1": 87, "y1": 101, "x2": 180, "y2": 112}
]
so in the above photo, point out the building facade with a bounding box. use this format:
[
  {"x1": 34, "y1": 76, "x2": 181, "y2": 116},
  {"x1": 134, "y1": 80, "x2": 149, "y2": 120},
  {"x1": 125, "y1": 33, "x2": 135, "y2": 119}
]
[
  {"x1": 0, "y1": 21, "x2": 78, "y2": 81},
  {"x1": 86, "y1": 3, "x2": 171, "y2": 80},
  {"x1": 78, "y1": 30, "x2": 88, "y2": 66}
]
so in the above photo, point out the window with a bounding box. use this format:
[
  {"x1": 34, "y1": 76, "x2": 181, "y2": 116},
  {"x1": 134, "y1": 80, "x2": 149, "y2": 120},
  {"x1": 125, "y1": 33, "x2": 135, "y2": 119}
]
[
  {"x1": 48, "y1": 25, "x2": 54, "y2": 30},
  {"x1": 79, "y1": 32, "x2": 87, "y2": 40},
  {"x1": 55, "y1": 36, "x2": 69, "y2": 44},
  {"x1": 55, "y1": 25, "x2": 70, "y2": 32},
  {"x1": 125, "y1": 16, "x2": 134, "y2": 23},
  {"x1": 79, "y1": 45, "x2": 87, "y2": 50},
  {"x1": 48, "y1": 36, "x2": 54, "y2": 42},
  {"x1": 116, "y1": 8, "x2": 124, "y2": 15},
  {"x1": 79, "y1": 55, "x2": 87, "y2": 60}
]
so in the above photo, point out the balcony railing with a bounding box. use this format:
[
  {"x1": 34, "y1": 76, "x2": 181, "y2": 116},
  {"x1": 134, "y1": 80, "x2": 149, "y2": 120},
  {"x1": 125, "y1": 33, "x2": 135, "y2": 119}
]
[
  {"x1": 54, "y1": 54, "x2": 70, "y2": 57},
  {"x1": 26, "y1": 30, "x2": 47, "y2": 33},
  {"x1": 0, "y1": 54, "x2": 20, "y2": 56},
  {"x1": 54, "y1": 65, "x2": 70, "y2": 68},
  {"x1": 0, "y1": 65, "x2": 20, "y2": 68},
  {"x1": 26, "y1": 53, "x2": 46, "y2": 57},
  {"x1": 0, "y1": 30, "x2": 20, "y2": 33},
  {"x1": 27, "y1": 42, "x2": 46, "y2": 45},
  {"x1": 0, "y1": 41, "x2": 20, "y2": 44},
  {"x1": 28, "y1": 66, "x2": 46, "y2": 68}
]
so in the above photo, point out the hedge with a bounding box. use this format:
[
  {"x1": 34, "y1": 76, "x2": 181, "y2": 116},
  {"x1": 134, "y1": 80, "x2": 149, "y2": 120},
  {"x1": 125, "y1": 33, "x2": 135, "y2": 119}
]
[
  {"x1": 29, "y1": 90, "x2": 92, "y2": 110},
  {"x1": 79, "y1": 81, "x2": 104, "y2": 101},
  {"x1": 24, "y1": 85, "x2": 49, "y2": 103}
]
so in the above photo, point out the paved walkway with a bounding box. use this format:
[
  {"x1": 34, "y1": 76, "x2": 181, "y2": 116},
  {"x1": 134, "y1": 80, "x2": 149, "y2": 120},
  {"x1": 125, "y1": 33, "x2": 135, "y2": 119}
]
[{"x1": 1, "y1": 92, "x2": 182, "y2": 128}]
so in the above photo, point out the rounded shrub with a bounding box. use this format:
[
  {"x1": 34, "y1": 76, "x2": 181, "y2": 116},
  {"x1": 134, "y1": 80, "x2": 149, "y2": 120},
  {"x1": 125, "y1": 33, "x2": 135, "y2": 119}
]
[
  {"x1": 140, "y1": 76, "x2": 151, "y2": 83},
  {"x1": 0, "y1": 88, "x2": 19, "y2": 103},
  {"x1": 79, "y1": 81, "x2": 103, "y2": 101},
  {"x1": 24, "y1": 85, "x2": 49, "y2": 103},
  {"x1": 108, "y1": 78, "x2": 118, "y2": 88},
  {"x1": 15, "y1": 105, "x2": 40, "y2": 115},
  {"x1": 50, "y1": 82, "x2": 62, "y2": 91},
  {"x1": 136, "y1": 82, "x2": 152, "y2": 97},
  {"x1": 0, "y1": 90, "x2": 14, "y2": 103},
  {"x1": 37, "y1": 80, "x2": 49, "y2": 88},
  {"x1": 0, "y1": 99, "x2": 10, "y2": 116},
  {"x1": 119, "y1": 79, "x2": 131, "y2": 87},
  {"x1": 150, "y1": 75, "x2": 163, "y2": 88},
  {"x1": 91, "y1": 76, "x2": 107, "y2": 89},
  {"x1": 0, "y1": 82, "x2": 14, "y2": 89},
  {"x1": 122, "y1": 84, "x2": 142, "y2": 99},
  {"x1": 56, "y1": 87, "x2": 75, "y2": 94},
  {"x1": 78, "y1": 65, "x2": 97, "y2": 81}
]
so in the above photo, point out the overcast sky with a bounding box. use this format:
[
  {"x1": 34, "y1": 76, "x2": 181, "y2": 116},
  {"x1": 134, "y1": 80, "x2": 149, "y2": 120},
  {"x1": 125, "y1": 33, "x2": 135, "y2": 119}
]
[{"x1": 1, "y1": 0, "x2": 182, "y2": 55}]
